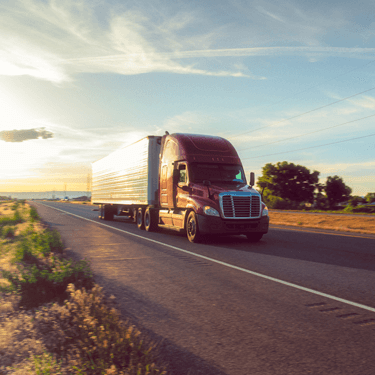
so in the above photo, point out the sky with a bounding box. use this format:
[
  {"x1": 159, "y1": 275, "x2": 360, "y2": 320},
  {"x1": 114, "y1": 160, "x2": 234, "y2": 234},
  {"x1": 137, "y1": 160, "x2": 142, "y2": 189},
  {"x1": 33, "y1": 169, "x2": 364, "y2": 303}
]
[{"x1": 0, "y1": 0, "x2": 374, "y2": 196}]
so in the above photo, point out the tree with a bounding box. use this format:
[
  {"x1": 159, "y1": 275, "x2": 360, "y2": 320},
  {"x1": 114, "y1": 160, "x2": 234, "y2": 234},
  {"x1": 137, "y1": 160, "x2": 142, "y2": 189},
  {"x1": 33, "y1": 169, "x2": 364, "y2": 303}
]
[
  {"x1": 348, "y1": 195, "x2": 366, "y2": 207},
  {"x1": 324, "y1": 175, "x2": 352, "y2": 208},
  {"x1": 365, "y1": 193, "x2": 375, "y2": 204},
  {"x1": 257, "y1": 162, "x2": 320, "y2": 207}
]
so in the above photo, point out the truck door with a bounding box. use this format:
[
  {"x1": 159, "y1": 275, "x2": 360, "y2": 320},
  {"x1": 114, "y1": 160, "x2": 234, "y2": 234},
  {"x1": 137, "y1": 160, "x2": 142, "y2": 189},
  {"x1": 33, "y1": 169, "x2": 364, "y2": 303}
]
[
  {"x1": 160, "y1": 140, "x2": 178, "y2": 208},
  {"x1": 176, "y1": 162, "x2": 189, "y2": 209}
]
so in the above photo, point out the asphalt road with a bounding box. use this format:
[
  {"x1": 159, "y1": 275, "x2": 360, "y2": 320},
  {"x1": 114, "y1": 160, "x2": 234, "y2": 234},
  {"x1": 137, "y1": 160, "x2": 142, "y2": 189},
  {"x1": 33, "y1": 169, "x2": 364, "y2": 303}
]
[{"x1": 31, "y1": 201, "x2": 375, "y2": 375}]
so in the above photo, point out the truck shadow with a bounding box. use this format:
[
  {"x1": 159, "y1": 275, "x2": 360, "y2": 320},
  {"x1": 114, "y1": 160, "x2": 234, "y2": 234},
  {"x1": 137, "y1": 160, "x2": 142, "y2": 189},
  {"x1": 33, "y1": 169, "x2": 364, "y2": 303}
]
[
  {"x1": 89, "y1": 272, "x2": 229, "y2": 375},
  {"x1": 202, "y1": 229, "x2": 375, "y2": 273}
]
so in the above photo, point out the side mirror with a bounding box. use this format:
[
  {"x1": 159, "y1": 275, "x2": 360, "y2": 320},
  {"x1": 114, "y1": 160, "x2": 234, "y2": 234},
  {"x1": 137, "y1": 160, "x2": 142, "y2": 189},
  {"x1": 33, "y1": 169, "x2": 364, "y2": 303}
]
[{"x1": 249, "y1": 172, "x2": 255, "y2": 188}]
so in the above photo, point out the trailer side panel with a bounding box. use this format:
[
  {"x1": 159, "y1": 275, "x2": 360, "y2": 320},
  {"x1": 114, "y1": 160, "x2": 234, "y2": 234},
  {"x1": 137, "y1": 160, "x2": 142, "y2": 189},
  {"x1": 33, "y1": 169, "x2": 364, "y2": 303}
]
[{"x1": 91, "y1": 136, "x2": 160, "y2": 205}]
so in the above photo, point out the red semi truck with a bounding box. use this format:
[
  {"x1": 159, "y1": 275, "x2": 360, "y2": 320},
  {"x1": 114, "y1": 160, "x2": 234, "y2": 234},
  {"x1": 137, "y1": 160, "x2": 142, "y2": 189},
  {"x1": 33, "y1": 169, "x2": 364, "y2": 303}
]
[{"x1": 91, "y1": 133, "x2": 269, "y2": 242}]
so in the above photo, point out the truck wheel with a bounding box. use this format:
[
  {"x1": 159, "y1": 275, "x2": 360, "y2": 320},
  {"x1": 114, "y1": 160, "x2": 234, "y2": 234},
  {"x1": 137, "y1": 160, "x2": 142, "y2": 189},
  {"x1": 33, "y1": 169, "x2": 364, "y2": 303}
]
[
  {"x1": 145, "y1": 208, "x2": 157, "y2": 232},
  {"x1": 137, "y1": 208, "x2": 145, "y2": 230},
  {"x1": 186, "y1": 211, "x2": 202, "y2": 243},
  {"x1": 246, "y1": 233, "x2": 263, "y2": 242},
  {"x1": 103, "y1": 205, "x2": 114, "y2": 221}
]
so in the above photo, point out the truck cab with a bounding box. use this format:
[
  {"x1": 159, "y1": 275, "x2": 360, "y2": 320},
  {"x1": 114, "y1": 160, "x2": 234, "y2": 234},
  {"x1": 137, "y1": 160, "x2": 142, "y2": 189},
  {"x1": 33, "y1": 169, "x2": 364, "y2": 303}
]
[{"x1": 156, "y1": 133, "x2": 269, "y2": 242}]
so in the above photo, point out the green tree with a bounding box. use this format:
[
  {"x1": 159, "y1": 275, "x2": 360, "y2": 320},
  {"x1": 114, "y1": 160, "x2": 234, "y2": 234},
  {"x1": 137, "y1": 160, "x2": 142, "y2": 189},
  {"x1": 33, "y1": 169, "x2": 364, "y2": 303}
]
[
  {"x1": 314, "y1": 182, "x2": 329, "y2": 209},
  {"x1": 324, "y1": 175, "x2": 352, "y2": 208},
  {"x1": 257, "y1": 161, "x2": 320, "y2": 208},
  {"x1": 348, "y1": 195, "x2": 366, "y2": 207},
  {"x1": 365, "y1": 192, "x2": 375, "y2": 203}
]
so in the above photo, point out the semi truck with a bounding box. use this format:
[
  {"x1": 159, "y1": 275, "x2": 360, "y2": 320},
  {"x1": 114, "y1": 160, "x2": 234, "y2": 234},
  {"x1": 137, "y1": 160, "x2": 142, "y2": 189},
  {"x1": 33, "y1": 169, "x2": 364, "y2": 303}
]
[{"x1": 91, "y1": 132, "x2": 269, "y2": 243}]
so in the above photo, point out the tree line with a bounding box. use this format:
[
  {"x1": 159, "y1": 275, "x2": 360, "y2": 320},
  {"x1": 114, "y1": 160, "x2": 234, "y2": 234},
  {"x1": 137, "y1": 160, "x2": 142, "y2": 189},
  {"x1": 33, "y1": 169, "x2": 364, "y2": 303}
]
[{"x1": 256, "y1": 161, "x2": 375, "y2": 211}]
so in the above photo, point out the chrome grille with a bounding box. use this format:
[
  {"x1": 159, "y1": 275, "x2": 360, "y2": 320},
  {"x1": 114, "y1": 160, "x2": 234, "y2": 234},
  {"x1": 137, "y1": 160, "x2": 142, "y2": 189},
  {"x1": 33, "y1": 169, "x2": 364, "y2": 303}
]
[{"x1": 220, "y1": 194, "x2": 261, "y2": 218}]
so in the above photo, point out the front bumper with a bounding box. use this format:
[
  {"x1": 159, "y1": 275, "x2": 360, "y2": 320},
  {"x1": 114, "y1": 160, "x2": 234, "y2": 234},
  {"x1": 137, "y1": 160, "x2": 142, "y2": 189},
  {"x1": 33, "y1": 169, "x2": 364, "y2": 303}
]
[{"x1": 197, "y1": 214, "x2": 269, "y2": 235}]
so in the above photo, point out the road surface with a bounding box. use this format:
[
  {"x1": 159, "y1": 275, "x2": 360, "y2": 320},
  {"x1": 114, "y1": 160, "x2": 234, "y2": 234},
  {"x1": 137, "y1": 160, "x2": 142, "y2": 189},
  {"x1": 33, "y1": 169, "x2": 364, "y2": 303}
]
[{"x1": 30, "y1": 201, "x2": 375, "y2": 375}]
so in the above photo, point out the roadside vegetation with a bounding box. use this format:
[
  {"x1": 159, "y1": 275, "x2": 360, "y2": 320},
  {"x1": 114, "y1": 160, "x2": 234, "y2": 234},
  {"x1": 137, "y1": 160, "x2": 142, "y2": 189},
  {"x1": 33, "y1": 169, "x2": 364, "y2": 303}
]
[
  {"x1": 269, "y1": 210, "x2": 375, "y2": 234},
  {"x1": 257, "y1": 161, "x2": 375, "y2": 214},
  {"x1": 0, "y1": 200, "x2": 166, "y2": 375}
]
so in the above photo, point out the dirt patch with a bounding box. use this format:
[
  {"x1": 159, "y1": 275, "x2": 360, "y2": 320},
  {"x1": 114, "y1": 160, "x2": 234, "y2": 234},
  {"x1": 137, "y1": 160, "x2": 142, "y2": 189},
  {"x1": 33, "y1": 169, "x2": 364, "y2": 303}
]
[{"x1": 269, "y1": 211, "x2": 375, "y2": 234}]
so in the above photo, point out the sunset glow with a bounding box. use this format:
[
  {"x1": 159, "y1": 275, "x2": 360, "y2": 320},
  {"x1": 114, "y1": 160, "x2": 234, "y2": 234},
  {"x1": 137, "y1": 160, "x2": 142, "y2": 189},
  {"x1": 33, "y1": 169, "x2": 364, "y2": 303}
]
[{"x1": 1, "y1": 0, "x2": 374, "y2": 196}]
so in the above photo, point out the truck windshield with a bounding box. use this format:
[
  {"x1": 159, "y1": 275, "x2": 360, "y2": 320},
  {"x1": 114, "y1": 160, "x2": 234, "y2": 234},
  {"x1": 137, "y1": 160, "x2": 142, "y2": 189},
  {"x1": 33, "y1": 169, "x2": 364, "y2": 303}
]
[{"x1": 190, "y1": 163, "x2": 246, "y2": 184}]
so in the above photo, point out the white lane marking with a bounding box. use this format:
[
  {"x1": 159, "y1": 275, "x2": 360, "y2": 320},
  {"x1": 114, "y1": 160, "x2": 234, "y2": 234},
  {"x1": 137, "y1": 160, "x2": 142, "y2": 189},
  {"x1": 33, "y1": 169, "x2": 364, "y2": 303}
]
[{"x1": 39, "y1": 202, "x2": 375, "y2": 313}]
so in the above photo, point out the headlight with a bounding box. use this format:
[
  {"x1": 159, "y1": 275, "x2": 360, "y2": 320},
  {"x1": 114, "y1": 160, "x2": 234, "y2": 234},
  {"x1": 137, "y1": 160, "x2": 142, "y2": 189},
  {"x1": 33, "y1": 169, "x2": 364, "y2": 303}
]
[
  {"x1": 262, "y1": 205, "x2": 269, "y2": 216},
  {"x1": 204, "y1": 206, "x2": 220, "y2": 217}
]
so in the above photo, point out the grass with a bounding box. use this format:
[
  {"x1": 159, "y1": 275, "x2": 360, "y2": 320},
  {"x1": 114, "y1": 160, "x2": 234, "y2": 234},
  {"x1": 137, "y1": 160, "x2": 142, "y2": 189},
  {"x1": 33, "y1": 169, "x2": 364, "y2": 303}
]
[
  {"x1": 0, "y1": 201, "x2": 167, "y2": 375},
  {"x1": 269, "y1": 210, "x2": 375, "y2": 234}
]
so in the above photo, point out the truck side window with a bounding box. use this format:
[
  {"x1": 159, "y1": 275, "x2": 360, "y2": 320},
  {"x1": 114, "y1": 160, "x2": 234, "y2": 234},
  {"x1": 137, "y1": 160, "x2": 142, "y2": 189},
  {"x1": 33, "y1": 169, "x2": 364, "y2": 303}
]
[{"x1": 179, "y1": 164, "x2": 187, "y2": 183}]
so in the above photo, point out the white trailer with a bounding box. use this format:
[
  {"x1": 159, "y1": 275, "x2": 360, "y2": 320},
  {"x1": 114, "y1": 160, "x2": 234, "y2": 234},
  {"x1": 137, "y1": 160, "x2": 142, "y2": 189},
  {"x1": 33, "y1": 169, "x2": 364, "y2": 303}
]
[{"x1": 91, "y1": 136, "x2": 161, "y2": 220}]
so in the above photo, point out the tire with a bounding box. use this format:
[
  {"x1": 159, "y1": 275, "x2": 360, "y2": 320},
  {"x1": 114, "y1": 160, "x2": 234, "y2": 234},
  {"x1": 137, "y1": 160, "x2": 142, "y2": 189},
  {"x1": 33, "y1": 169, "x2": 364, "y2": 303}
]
[
  {"x1": 145, "y1": 207, "x2": 158, "y2": 232},
  {"x1": 186, "y1": 211, "x2": 202, "y2": 243},
  {"x1": 103, "y1": 205, "x2": 114, "y2": 221},
  {"x1": 137, "y1": 208, "x2": 145, "y2": 230},
  {"x1": 246, "y1": 233, "x2": 263, "y2": 242}
]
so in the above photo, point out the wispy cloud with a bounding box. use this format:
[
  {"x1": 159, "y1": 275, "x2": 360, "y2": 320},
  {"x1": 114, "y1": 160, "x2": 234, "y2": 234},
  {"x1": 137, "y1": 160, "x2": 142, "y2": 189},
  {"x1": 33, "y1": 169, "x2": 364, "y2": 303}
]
[{"x1": 1, "y1": 0, "x2": 373, "y2": 83}]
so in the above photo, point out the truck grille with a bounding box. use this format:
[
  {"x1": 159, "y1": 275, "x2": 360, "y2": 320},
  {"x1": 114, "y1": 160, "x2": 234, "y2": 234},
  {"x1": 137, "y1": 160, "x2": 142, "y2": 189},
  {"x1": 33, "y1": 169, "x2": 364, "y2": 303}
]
[{"x1": 220, "y1": 194, "x2": 261, "y2": 218}]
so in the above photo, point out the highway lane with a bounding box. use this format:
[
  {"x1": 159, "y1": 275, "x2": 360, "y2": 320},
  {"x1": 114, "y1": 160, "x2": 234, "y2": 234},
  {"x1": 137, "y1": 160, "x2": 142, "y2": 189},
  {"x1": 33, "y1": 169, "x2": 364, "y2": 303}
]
[{"x1": 31, "y1": 201, "x2": 375, "y2": 374}]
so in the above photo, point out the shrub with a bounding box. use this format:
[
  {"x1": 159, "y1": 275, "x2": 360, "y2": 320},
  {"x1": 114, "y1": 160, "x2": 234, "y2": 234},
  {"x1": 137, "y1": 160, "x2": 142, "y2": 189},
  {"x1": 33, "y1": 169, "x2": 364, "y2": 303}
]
[
  {"x1": 32, "y1": 351, "x2": 64, "y2": 375},
  {"x1": 343, "y1": 205, "x2": 375, "y2": 214},
  {"x1": 1, "y1": 226, "x2": 15, "y2": 239},
  {"x1": 0, "y1": 210, "x2": 23, "y2": 228},
  {"x1": 34, "y1": 284, "x2": 166, "y2": 375},
  {"x1": 1, "y1": 256, "x2": 93, "y2": 308},
  {"x1": 15, "y1": 229, "x2": 64, "y2": 262},
  {"x1": 30, "y1": 206, "x2": 40, "y2": 222},
  {"x1": 1, "y1": 227, "x2": 93, "y2": 308}
]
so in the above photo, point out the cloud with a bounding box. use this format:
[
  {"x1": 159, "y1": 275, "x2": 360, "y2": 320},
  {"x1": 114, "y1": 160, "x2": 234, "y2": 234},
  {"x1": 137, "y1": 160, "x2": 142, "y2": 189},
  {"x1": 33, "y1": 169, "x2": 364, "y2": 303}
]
[
  {"x1": 1, "y1": 0, "x2": 374, "y2": 84},
  {"x1": 0, "y1": 128, "x2": 53, "y2": 142}
]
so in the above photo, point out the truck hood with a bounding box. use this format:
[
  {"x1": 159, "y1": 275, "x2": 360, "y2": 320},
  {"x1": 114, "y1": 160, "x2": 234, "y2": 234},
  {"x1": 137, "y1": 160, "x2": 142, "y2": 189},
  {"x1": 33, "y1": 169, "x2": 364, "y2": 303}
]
[{"x1": 191, "y1": 182, "x2": 260, "y2": 199}]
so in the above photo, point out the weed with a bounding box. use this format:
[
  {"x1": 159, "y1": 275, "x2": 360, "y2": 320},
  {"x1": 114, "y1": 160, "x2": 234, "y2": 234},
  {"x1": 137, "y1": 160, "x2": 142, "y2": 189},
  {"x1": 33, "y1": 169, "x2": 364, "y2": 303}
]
[
  {"x1": 30, "y1": 206, "x2": 40, "y2": 222},
  {"x1": 0, "y1": 210, "x2": 23, "y2": 228},
  {"x1": 1, "y1": 255, "x2": 93, "y2": 308},
  {"x1": 1, "y1": 226, "x2": 15, "y2": 239},
  {"x1": 33, "y1": 284, "x2": 166, "y2": 375},
  {"x1": 32, "y1": 351, "x2": 64, "y2": 375}
]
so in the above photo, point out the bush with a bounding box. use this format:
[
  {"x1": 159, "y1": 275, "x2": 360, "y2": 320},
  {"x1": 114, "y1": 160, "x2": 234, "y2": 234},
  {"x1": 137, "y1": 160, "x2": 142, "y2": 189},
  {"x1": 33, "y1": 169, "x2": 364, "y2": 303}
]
[
  {"x1": 264, "y1": 195, "x2": 306, "y2": 209},
  {"x1": 1, "y1": 256, "x2": 93, "y2": 308},
  {"x1": 264, "y1": 196, "x2": 290, "y2": 209},
  {"x1": 0, "y1": 210, "x2": 23, "y2": 228},
  {"x1": 34, "y1": 284, "x2": 166, "y2": 375},
  {"x1": 1, "y1": 226, "x2": 15, "y2": 239},
  {"x1": 15, "y1": 229, "x2": 64, "y2": 262},
  {"x1": 1, "y1": 227, "x2": 93, "y2": 308},
  {"x1": 30, "y1": 206, "x2": 40, "y2": 222},
  {"x1": 343, "y1": 205, "x2": 375, "y2": 214}
]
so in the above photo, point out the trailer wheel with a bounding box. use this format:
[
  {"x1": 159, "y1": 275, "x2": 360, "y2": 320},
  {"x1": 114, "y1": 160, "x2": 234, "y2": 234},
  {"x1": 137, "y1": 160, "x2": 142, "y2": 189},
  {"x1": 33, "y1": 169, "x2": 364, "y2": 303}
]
[
  {"x1": 246, "y1": 233, "x2": 263, "y2": 242},
  {"x1": 102, "y1": 205, "x2": 114, "y2": 221},
  {"x1": 137, "y1": 208, "x2": 145, "y2": 230},
  {"x1": 186, "y1": 211, "x2": 202, "y2": 243},
  {"x1": 145, "y1": 208, "x2": 157, "y2": 232}
]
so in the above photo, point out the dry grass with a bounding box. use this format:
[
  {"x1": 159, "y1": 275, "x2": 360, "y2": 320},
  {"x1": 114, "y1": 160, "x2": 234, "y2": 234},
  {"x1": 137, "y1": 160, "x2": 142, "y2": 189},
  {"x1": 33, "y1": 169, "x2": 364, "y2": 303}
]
[
  {"x1": 0, "y1": 201, "x2": 167, "y2": 375},
  {"x1": 269, "y1": 211, "x2": 375, "y2": 234}
]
